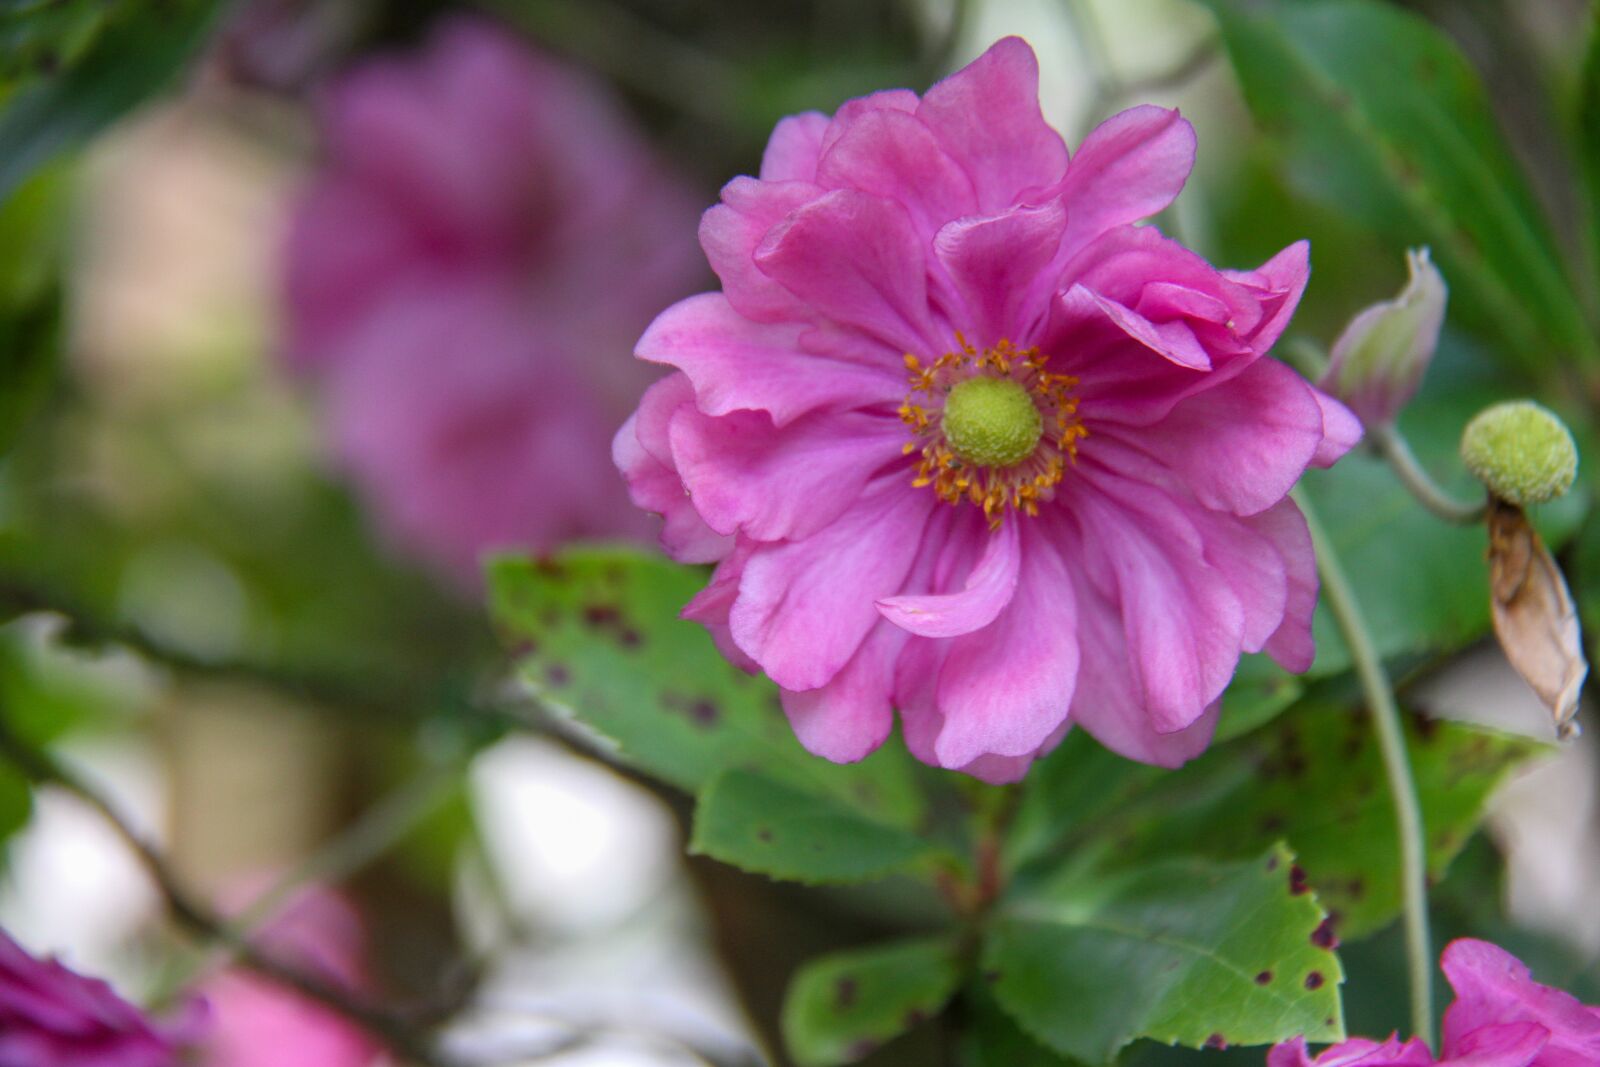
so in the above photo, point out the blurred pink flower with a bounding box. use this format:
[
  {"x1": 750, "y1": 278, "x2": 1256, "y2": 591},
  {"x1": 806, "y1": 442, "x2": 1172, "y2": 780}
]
[
  {"x1": 196, "y1": 886, "x2": 380, "y2": 1067},
  {"x1": 616, "y1": 37, "x2": 1358, "y2": 781},
  {"x1": 284, "y1": 18, "x2": 701, "y2": 580},
  {"x1": 0, "y1": 928, "x2": 190, "y2": 1067},
  {"x1": 1270, "y1": 939, "x2": 1600, "y2": 1066}
]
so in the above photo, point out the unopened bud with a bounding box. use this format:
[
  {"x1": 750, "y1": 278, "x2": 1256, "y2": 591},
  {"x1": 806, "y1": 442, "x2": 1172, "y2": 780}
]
[
  {"x1": 1320, "y1": 248, "x2": 1447, "y2": 427},
  {"x1": 1460, "y1": 400, "x2": 1578, "y2": 506}
]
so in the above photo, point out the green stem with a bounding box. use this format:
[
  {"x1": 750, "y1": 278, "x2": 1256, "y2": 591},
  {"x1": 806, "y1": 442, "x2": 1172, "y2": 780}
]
[
  {"x1": 1370, "y1": 426, "x2": 1486, "y2": 526},
  {"x1": 1295, "y1": 488, "x2": 1434, "y2": 1047}
]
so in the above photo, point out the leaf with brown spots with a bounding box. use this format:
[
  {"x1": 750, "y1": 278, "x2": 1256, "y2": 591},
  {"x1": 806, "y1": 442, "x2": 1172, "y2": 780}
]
[
  {"x1": 984, "y1": 844, "x2": 1342, "y2": 1063},
  {"x1": 1488, "y1": 501, "x2": 1588, "y2": 739},
  {"x1": 486, "y1": 550, "x2": 924, "y2": 827},
  {"x1": 782, "y1": 936, "x2": 961, "y2": 1067}
]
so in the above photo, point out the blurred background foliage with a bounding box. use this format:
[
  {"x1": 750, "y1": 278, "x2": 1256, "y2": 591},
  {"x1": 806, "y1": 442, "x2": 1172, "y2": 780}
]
[{"x1": 0, "y1": 0, "x2": 1597, "y2": 1065}]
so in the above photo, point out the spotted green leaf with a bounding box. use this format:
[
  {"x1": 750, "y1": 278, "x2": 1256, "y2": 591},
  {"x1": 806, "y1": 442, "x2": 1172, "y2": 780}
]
[
  {"x1": 486, "y1": 549, "x2": 925, "y2": 829},
  {"x1": 691, "y1": 768, "x2": 947, "y2": 884},
  {"x1": 985, "y1": 845, "x2": 1343, "y2": 1064},
  {"x1": 1011, "y1": 701, "x2": 1541, "y2": 939},
  {"x1": 781, "y1": 936, "x2": 962, "y2": 1066}
]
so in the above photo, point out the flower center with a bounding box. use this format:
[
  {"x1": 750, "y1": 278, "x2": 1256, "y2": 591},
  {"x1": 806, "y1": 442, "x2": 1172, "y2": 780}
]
[
  {"x1": 899, "y1": 337, "x2": 1086, "y2": 527},
  {"x1": 941, "y1": 377, "x2": 1042, "y2": 469}
]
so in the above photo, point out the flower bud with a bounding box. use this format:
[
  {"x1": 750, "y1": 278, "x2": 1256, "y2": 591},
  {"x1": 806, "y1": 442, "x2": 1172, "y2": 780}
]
[
  {"x1": 1319, "y1": 248, "x2": 1446, "y2": 426},
  {"x1": 1460, "y1": 400, "x2": 1578, "y2": 506}
]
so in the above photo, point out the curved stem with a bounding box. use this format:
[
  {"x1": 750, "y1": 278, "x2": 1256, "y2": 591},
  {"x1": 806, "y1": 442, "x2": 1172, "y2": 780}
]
[
  {"x1": 1371, "y1": 426, "x2": 1487, "y2": 526},
  {"x1": 1295, "y1": 488, "x2": 1435, "y2": 1047}
]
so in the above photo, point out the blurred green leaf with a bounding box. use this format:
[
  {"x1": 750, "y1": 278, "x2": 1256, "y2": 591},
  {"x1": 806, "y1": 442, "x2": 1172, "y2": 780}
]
[
  {"x1": 692, "y1": 768, "x2": 946, "y2": 885},
  {"x1": 1011, "y1": 701, "x2": 1540, "y2": 939},
  {"x1": 1216, "y1": 652, "x2": 1304, "y2": 742},
  {"x1": 0, "y1": 163, "x2": 66, "y2": 456},
  {"x1": 0, "y1": 0, "x2": 221, "y2": 204},
  {"x1": 487, "y1": 549, "x2": 925, "y2": 826},
  {"x1": 984, "y1": 844, "x2": 1342, "y2": 1064},
  {"x1": 1579, "y1": 7, "x2": 1600, "y2": 317},
  {"x1": 1198, "y1": 0, "x2": 1596, "y2": 376},
  {"x1": 958, "y1": 981, "x2": 1084, "y2": 1067},
  {"x1": 781, "y1": 935, "x2": 961, "y2": 1066}
]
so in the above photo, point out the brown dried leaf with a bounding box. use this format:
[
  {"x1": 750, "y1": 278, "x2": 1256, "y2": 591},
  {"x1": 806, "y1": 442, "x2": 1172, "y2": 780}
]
[{"x1": 1488, "y1": 500, "x2": 1588, "y2": 738}]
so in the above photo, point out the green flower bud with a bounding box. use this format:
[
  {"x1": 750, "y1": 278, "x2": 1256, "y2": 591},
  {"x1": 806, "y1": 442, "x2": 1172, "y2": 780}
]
[
  {"x1": 1320, "y1": 248, "x2": 1447, "y2": 427},
  {"x1": 1460, "y1": 400, "x2": 1578, "y2": 506}
]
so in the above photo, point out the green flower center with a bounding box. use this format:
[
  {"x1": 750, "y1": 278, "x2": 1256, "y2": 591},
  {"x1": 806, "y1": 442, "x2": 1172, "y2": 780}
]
[{"x1": 941, "y1": 376, "x2": 1043, "y2": 470}]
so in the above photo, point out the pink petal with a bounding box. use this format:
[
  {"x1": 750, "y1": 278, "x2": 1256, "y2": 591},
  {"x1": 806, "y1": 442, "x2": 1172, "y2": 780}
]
[
  {"x1": 753, "y1": 189, "x2": 942, "y2": 355},
  {"x1": 1225, "y1": 240, "x2": 1312, "y2": 357},
  {"x1": 1311, "y1": 388, "x2": 1364, "y2": 467},
  {"x1": 613, "y1": 375, "x2": 733, "y2": 564},
  {"x1": 932, "y1": 521, "x2": 1079, "y2": 767},
  {"x1": 1447, "y1": 1022, "x2": 1549, "y2": 1067},
  {"x1": 1074, "y1": 479, "x2": 1244, "y2": 733},
  {"x1": 1136, "y1": 358, "x2": 1330, "y2": 516},
  {"x1": 681, "y1": 540, "x2": 760, "y2": 673},
  {"x1": 878, "y1": 518, "x2": 1020, "y2": 638},
  {"x1": 759, "y1": 111, "x2": 830, "y2": 182},
  {"x1": 699, "y1": 177, "x2": 822, "y2": 322},
  {"x1": 1441, "y1": 939, "x2": 1600, "y2": 1066},
  {"x1": 669, "y1": 404, "x2": 905, "y2": 541},
  {"x1": 1063, "y1": 522, "x2": 1221, "y2": 768},
  {"x1": 638, "y1": 293, "x2": 904, "y2": 426},
  {"x1": 781, "y1": 619, "x2": 907, "y2": 763},
  {"x1": 729, "y1": 478, "x2": 935, "y2": 691},
  {"x1": 817, "y1": 89, "x2": 923, "y2": 157},
  {"x1": 1250, "y1": 499, "x2": 1319, "y2": 673},
  {"x1": 916, "y1": 37, "x2": 1069, "y2": 212},
  {"x1": 1055, "y1": 105, "x2": 1196, "y2": 261},
  {"x1": 1064, "y1": 285, "x2": 1213, "y2": 370},
  {"x1": 815, "y1": 108, "x2": 977, "y2": 239},
  {"x1": 933, "y1": 201, "x2": 1068, "y2": 347}
]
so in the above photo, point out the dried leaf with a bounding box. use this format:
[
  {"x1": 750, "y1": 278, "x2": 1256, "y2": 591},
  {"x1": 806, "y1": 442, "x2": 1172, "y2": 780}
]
[{"x1": 1488, "y1": 500, "x2": 1588, "y2": 737}]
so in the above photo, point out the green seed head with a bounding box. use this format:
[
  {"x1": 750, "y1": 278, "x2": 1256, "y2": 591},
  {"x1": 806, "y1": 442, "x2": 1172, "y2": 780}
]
[
  {"x1": 1459, "y1": 400, "x2": 1578, "y2": 506},
  {"x1": 942, "y1": 376, "x2": 1043, "y2": 469}
]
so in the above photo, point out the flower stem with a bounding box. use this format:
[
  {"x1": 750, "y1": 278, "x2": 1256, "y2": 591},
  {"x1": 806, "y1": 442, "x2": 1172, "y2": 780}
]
[
  {"x1": 1371, "y1": 425, "x2": 1486, "y2": 526},
  {"x1": 1294, "y1": 488, "x2": 1435, "y2": 1048}
]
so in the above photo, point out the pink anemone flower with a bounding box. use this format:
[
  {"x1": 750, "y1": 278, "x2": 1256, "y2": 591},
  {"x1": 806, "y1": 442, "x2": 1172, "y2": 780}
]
[
  {"x1": 1270, "y1": 939, "x2": 1600, "y2": 1066},
  {"x1": 283, "y1": 18, "x2": 701, "y2": 582},
  {"x1": 0, "y1": 928, "x2": 195, "y2": 1067},
  {"x1": 615, "y1": 37, "x2": 1360, "y2": 782}
]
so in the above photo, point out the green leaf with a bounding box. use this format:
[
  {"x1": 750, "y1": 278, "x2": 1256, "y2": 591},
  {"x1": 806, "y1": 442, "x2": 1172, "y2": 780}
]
[
  {"x1": 486, "y1": 549, "x2": 924, "y2": 826},
  {"x1": 958, "y1": 981, "x2": 1084, "y2": 1067},
  {"x1": 782, "y1": 935, "x2": 962, "y2": 1067},
  {"x1": 1012, "y1": 701, "x2": 1541, "y2": 940},
  {"x1": 691, "y1": 768, "x2": 944, "y2": 884},
  {"x1": 1579, "y1": 7, "x2": 1600, "y2": 321},
  {"x1": 1197, "y1": 0, "x2": 1595, "y2": 374},
  {"x1": 0, "y1": 0, "x2": 222, "y2": 204},
  {"x1": 985, "y1": 845, "x2": 1342, "y2": 1064}
]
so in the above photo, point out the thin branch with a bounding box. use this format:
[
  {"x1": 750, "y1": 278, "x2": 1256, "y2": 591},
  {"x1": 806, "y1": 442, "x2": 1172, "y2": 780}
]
[
  {"x1": 0, "y1": 711, "x2": 461, "y2": 1067},
  {"x1": 1295, "y1": 488, "x2": 1435, "y2": 1048},
  {"x1": 1370, "y1": 425, "x2": 1488, "y2": 526}
]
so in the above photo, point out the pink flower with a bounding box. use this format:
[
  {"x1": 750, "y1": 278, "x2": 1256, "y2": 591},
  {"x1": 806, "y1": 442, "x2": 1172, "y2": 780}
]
[
  {"x1": 195, "y1": 886, "x2": 380, "y2": 1067},
  {"x1": 283, "y1": 18, "x2": 701, "y2": 580},
  {"x1": 615, "y1": 37, "x2": 1359, "y2": 781},
  {"x1": 1269, "y1": 939, "x2": 1600, "y2": 1066},
  {"x1": 0, "y1": 928, "x2": 188, "y2": 1067}
]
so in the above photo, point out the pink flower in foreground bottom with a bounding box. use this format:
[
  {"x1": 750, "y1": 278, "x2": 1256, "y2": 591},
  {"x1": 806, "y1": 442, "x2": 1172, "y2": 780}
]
[
  {"x1": 0, "y1": 928, "x2": 190, "y2": 1067},
  {"x1": 196, "y1": 886, "x2": 380, "y2": 1067},
  {"x1": 1270, "y1": 939, "x2": 1600, "y2": 1066},
  {"x1": 616, "y1": 37, "x2": 1359, "y2": 781},
  {"x1": 284, "y1": 19, "x2": 700, "y2": 581}
]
